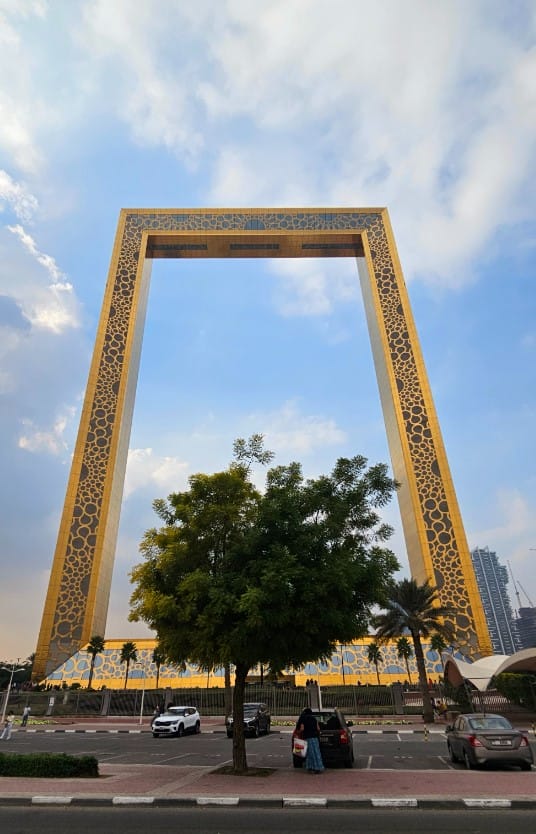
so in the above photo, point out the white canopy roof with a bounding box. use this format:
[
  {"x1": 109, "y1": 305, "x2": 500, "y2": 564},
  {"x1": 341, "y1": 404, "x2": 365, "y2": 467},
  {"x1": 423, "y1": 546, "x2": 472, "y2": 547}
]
[{"x1": 443, "y1": 648, "x2": 536, "y2": 691}]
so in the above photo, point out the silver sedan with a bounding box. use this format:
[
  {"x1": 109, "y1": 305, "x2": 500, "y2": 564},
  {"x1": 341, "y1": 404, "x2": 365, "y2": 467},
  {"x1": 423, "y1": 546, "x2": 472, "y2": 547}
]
[{"x1": 446, "y1": 713, "x2": 533, "y2": 770}]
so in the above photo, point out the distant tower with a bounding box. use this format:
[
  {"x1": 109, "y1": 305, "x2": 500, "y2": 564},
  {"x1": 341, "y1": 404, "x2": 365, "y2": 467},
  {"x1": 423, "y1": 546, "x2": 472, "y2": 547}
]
[{"x1": 470, "y1": 546, "x2": 520, "y2": 654}]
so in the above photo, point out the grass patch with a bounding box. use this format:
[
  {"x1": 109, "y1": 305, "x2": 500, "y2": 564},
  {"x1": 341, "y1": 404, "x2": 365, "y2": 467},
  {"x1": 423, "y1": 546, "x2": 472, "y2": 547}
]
[{"x1": 0, "y1": 752, "x2": 99, "y2": 778}]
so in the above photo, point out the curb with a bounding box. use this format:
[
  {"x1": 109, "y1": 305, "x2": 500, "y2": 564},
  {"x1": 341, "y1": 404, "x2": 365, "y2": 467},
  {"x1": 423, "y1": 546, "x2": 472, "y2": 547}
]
[
  {"x1": 0, "y1": 796, "x2": 535, "y2": 809},
  {"x1": 7, "y1": 727, "x2": 448, "y2": 735}
]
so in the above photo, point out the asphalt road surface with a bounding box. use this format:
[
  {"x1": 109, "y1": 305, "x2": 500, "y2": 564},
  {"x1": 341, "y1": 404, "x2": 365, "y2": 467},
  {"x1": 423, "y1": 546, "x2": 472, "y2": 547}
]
[
  {"x1": 0, "y1": 807, "x2": 535, "y2": 833},
  {"x1": 2, "y1": 730, "x2": 534, "y2": 772}
]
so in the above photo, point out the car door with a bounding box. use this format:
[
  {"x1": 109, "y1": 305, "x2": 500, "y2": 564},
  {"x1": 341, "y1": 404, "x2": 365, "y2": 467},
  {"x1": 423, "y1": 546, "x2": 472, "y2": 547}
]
[{"x1": 184, "y1": 708, "x2": 196, "y2": 731}]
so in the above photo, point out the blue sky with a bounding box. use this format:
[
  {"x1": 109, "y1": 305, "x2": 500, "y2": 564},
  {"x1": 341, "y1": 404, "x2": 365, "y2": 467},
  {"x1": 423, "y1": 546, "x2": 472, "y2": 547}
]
[{"x1": 1, "y1": 0, "x2": 535, "y2": 661}]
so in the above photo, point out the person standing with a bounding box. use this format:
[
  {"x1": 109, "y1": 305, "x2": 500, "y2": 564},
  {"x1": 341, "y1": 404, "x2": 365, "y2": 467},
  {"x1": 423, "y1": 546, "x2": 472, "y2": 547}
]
[
  {"x1": 297, "y1": 707, "x2": 324, "y2": 773},
  {"x1": 0, "y1": 713, "x2": 15, "y2": 740},
  {"x1": 21, "y1": 705, "x2": 31, "y2": 727}
]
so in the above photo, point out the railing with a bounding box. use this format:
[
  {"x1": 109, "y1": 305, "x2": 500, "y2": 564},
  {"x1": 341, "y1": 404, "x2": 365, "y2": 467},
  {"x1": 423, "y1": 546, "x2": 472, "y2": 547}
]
[{"x1": 2, "y1": 684, "x2": 535, "y2": 720}]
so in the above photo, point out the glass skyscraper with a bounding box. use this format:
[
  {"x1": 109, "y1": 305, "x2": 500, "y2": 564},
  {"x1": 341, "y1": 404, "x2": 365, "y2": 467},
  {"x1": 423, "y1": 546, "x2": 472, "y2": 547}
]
[{"x1": 470, "y1": 546, "x2": 520, "y2": 655}]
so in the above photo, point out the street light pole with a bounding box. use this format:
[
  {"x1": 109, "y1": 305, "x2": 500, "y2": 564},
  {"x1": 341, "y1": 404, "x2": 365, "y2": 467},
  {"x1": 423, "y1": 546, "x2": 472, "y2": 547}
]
[{"x1": 1, "y1": 660, "x2": 25, "y2": 724}]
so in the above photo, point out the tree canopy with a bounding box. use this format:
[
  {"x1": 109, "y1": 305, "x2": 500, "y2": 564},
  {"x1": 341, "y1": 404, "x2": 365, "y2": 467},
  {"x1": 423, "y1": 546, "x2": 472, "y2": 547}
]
[{"x1": 129, "y1": 438, "x2": 399, "y2": 770}]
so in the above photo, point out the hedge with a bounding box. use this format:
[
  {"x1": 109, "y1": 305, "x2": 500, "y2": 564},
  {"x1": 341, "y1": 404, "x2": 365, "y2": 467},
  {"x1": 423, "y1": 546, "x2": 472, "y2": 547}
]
[{"x1": 0, "y1": 752, "x2": 99, "y2": 778}]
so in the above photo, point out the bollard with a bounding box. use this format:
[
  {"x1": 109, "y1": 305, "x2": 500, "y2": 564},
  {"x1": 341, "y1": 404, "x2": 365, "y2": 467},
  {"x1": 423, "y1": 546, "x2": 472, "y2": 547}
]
[{"x1": 423, "y1": 726, "x2": 429, "y2": 741}]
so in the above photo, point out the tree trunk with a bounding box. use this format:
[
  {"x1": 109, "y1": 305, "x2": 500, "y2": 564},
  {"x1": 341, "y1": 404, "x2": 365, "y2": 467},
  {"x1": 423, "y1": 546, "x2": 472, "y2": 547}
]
[
  {"x1": 375, "y1": 664, "x2": 381, "y2": 686},
  {"x1": 224, "y1": 664, "x2": 232, "y2": 720},
  {"x1": 412, "y1": 632, "x2": 434, "y2": 723},
  {"x1": 404, "y1": 658, "x2": 412, "y2": 684},
  {"x1": 88, "y1": 658, "x2": 95, "y2": 690},
  {"x1": 232, "y1": 662, "x2": 249, "y2": 773}
]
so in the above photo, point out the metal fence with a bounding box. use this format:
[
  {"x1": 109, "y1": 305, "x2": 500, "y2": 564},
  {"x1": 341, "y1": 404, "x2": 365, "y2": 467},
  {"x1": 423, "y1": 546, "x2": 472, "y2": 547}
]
[{"x1": 2, "y1": 684, "x2": 535, "y2": 720}]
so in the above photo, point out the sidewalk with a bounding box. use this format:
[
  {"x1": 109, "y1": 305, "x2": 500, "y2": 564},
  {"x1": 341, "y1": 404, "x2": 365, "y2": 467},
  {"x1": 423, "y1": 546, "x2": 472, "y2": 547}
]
[{"x1": 1, "y1": 716, "x2": 535, "y2": 808}]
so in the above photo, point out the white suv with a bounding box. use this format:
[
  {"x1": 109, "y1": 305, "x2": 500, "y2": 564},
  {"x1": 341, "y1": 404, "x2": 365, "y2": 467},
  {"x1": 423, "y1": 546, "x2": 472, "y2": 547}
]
[{"x1": 151, "y1": 706, "x2": 201, "y2": 738}]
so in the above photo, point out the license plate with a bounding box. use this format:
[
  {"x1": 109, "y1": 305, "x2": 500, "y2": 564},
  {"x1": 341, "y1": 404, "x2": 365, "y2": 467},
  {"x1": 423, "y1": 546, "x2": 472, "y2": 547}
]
[
  {"x1": 320, "y1": 734, "x2": 331, "y2": 743},
  {"x1": 491, "y1": 739, "x2": 511, "y2": 746}
]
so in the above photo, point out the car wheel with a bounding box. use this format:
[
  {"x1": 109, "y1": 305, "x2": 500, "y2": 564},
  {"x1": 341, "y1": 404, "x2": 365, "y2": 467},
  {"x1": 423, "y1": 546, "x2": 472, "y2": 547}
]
[
  {"x1": 293, "y1": 756, "x2": 304, "y2": 768},
  {"x1": 177, "y1": 724, "x2": 185, "y2": 738},
  {"x1": 264, "y1": 722, "x2": 270, "y2": 735},
  {"x1": 195, "y1": 721, "x2": 201, "y2": 734},
  {"x1": 462, "y1": 748, "x2": 475, "y2": 770},
  {"x1": 152, "y1": 733, "x2": 159, "y2": 738},
  {"x1": 447, "y1": 742, "x2": 459, "y2": 764},
  {"x1": 226, "y1": 731, "x2": 233, "y2": 738},
  {"x1": 343, "y1": 755, "x2": 354, "y2": 768},
  {"x1": 520, "y1": 761, "x2": 532, "y2": 771}
]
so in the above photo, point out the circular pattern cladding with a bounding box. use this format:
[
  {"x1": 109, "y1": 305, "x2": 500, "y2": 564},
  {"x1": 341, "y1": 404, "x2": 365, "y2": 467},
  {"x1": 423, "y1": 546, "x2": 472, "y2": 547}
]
[{"x1": 48, "y1": 209, "x2": 479, "y2": 662}]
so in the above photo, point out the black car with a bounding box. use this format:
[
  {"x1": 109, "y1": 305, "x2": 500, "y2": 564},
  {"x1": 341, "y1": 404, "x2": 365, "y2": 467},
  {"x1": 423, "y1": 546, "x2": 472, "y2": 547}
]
[
  {"x1": 226, "y1": 702, "x2": 271, "y2": 738},
  {"x1": 292, "y1": 708, "x2": 354, "y2": 768}
]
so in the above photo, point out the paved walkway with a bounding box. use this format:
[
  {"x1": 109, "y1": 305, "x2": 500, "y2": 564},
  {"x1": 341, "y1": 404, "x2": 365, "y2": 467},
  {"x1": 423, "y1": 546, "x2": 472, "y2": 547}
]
[{"x1": 1, "y1": 716, "x2": 535, "y2": 808}]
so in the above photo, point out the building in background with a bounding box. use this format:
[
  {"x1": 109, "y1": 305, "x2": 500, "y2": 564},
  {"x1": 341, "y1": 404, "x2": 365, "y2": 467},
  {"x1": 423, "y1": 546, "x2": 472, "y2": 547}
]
[
  {"x1": 516, "y1": 608, "x2": 536, "y2": 650},
  {"x1": 470, "y1": 546, "x2": 521, "y2": 655}
]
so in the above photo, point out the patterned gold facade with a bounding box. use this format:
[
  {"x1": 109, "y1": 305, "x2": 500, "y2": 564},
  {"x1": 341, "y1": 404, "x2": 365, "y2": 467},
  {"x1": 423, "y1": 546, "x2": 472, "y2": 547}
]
[{"x1": 33, "y1": 208, "x2": 491, "y2": 681}]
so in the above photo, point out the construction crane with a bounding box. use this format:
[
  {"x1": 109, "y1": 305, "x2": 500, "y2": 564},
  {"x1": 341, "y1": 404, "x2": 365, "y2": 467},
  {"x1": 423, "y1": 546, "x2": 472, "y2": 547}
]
[{"x1": 508, "y1": 560, "x2": 535, "y2": 611}]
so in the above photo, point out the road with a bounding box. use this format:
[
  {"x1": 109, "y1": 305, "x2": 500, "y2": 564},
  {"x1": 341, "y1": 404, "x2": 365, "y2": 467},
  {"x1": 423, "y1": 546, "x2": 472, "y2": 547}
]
[
  {"x1": 0, "y1": 807, "x2": 535, "y2": 833},
  {"x1": 2, "y1": 729, "x2": 534, "y2": 772}
]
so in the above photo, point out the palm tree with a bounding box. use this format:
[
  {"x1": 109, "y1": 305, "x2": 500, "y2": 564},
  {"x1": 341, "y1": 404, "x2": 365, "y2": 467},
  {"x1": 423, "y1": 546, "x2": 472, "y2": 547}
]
[
  {"x1": 396, "y1": 636, "x2": 413, "y2": 684},
  {"x1": 152, "y1": 646, "x2": 164, "y2": 689},
  {"x1": 367, "y1": 642, "x2": 383, "y2": 685},
  {"x1": 86, "y1": 635, "x2": 105, "y2": 690},
  {"x1": 120, "y1": 641, "x2": 137, "y2": 689},
  {"x1": 429, "y1": 632, "x2": 447, "y2": 658},
  {"x1": 374, "y1": 578, "x2": 454, "y2": 723}
]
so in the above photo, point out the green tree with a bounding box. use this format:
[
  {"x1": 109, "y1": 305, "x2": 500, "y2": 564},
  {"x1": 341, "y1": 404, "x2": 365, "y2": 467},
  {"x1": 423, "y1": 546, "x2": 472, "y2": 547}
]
[
  {"x1": 86, "y1": 635, "x2": 105, "y2": 690},
  {"x1": 120, "y1": 641, "x2": 137, "y2": 689},
  {"x1": 396, "y1": 636, "x2": 413, "y2": 684},
  {"x1": 374, "y1": 579, "x2": 454, "y2": 723},
  {"x1": 152, "y1": 646, "x2": 164, "y2": 690},
  {"x1": 429, "y1": 633, "x2": 447, "y2": 658},
  {"x1": 129, "y1": 440, "x2": 399, "y2": 772},
  {"x1": 367, "y1": 642, "x2": 383, "y2": 685}
]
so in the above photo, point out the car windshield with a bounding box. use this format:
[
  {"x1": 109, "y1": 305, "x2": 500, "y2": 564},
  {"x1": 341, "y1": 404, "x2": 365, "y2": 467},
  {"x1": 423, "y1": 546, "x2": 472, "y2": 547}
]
[
  {"x1": 468, "y1": 716, "x2": 511, "y2": 731},
  {"x1": 243, "y1": 705, "x2": 260, "y2": 715},
  {"x1": 167, "y1": 708, "x2": 187, "y2": 716}
]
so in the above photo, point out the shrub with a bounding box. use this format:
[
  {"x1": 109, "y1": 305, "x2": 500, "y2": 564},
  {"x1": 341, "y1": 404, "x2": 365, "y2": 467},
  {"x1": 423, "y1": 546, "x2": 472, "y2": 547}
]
[
  {"x1": 0, "y1": 753, "x2": 99, "y2": 778},
  {"x1": 494, "y1": 673, "x2": 536, "y2": 710}
]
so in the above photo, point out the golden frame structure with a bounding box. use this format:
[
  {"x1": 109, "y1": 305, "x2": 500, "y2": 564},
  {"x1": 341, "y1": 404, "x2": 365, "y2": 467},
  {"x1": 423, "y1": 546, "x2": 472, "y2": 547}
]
[{"x1": 34, "y1": 208, "x2": 491, "y2": 680}]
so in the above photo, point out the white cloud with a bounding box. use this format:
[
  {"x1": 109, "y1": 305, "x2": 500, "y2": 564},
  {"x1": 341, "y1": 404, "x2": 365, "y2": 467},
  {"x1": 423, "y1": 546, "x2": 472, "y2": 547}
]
[
  {"x1": 247, "y1": 400, "x2": 346, "y2": 456},
  {"x1": 470, "y1": 489, "x2": 535, "y2": 556},
  {"x1": 0, "y1": 170, "x2": 38, "y2": 221},
  {"x1": 272, "y1": 257, "x2": 359, "y2": 317},
  {"x1": 18, "y1": 405, "x2": 76, "y2": 455},
  {"x1": 6, "y1": 224, "x2": 79, "y2": 332},
  {"x1": 123, "y1": 447, "x2": 190, "y2": 499}
]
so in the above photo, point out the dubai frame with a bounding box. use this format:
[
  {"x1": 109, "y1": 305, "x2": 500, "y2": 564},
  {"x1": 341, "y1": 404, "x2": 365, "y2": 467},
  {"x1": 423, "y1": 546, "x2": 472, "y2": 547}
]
[{"x1": 33, "y1": 208, "x2": 492, "y2": 680}]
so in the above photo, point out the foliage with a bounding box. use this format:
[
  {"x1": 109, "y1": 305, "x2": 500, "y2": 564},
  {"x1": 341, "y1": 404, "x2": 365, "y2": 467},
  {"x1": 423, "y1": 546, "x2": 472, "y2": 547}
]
[
  {"x1": 429, "y1": 633, "x2": 447, "y2": 656},
  {"x1": 442, "y1": 679, "x2": 472, "y2": 713},
  {"x1": 494, "y1": 673, "x2": 536, "y2": 710},
  {"x1": 374, "y1": 578, "x2": 454, "y2": 723},
  {"x1": 0, "y1": 752, "x2": 98, "y2": 778},
  {"x1": 129, "y1": 438, "x2": 399, "y2": 771},
  {"x1": 86, "y1": 635, "x2": 105, "y2": 690},
  {"x1": 119, "y1": 641, "x2": 137, "y2": 689},
  {"x1": 367, "y1": 642, "x2": 384, "y2": 685},
  {"x1": 152, "y1": 646, "x2": 164, "y2": 690},
  {"x1": 396, "y1": 636, "x2": 413, "y2": 683}
]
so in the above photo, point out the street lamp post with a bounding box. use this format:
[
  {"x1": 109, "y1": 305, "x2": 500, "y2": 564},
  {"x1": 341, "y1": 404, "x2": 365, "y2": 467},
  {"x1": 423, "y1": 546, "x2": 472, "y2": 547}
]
[
  {"x1": 138, "y1": 658, "x2": 148, "y2": 726},
  {"x1": 1, "y1": 660, "x2": 25, "y2": 724}
]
